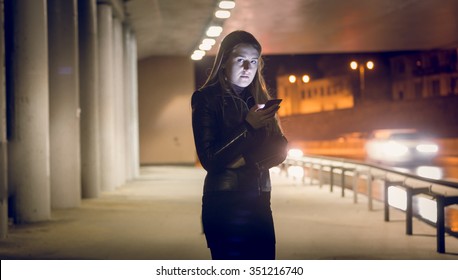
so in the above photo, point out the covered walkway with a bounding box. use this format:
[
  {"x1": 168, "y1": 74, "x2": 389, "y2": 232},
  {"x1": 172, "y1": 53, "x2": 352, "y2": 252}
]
[{"x1": 0, "y1": 166, "x2": 457, "y2": 260}]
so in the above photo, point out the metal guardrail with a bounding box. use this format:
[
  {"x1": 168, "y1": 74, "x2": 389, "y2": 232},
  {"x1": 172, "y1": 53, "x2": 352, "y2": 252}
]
[{"x1": 281, "y1": 154, "x2": 458, "y2": 254}]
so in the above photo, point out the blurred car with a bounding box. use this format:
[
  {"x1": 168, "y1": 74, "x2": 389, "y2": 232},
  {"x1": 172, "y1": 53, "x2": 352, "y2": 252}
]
[{"x1": 365, "y1": 129, "x2": 439, "y2": 166}]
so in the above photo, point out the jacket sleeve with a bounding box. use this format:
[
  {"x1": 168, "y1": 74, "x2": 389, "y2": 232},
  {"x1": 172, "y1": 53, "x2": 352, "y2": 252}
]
[
  {"x1": 244, "y1": 132, "x2": 289, "y2": 170},
  {"x1": 191, "y1": 90, "x2": 255, "y2": 172}
]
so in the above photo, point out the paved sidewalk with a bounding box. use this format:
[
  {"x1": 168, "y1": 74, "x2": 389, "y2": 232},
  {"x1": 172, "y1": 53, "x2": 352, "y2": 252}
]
[{"x1": 0, "y1": 166, "x2": 457, "y2": 260}]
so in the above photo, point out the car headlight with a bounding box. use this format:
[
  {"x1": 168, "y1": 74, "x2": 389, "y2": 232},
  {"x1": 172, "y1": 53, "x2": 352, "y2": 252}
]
[
  {"x1": 416, "y1": 144, "x2": 438, "y2": 153},
  {"x1": 383, "y1": 141, "x2": 409, "y2": 158},
  {"x1": 287, "y1": 148, "x2": 304, "y2": 158}
]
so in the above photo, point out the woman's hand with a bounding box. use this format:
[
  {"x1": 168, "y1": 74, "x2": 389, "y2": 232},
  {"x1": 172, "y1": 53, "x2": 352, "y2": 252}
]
[{"x1": 245, "y1": 104, "x2": 279, "y2": 129}]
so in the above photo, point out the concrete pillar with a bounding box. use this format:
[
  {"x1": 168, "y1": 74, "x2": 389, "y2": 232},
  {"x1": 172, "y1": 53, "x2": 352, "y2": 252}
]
[
  {"x1": 112, "y1": 17, "x2": 126, "y2": 188},
  {"x1": 78, "y1": 0, "x2": 100, "y2": 198},
  {"x1": 122, "y1": 25, "x2": 133, "y2": 180},
  {"x1": 48, "y1": 0, "x2": 81, "y2": 208},
  {"x1": 131, "y1": 34, "x2": 140, "y2": 177},
  {"x1": 124, "y1": 28, "x2": 140, "y2": 179},
  {"x1": 0, "y1": 0, "x2": 8, "y2": 237},
  {"x1": 97, "y1": 4, "x2": 116, "y2": 191},
  {"x1": 8, "y1": 0, "x2": 51, "y2": 222}
]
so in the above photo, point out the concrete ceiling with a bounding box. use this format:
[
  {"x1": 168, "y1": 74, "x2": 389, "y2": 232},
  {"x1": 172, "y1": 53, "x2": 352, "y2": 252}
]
[{"x1": 125, "y1": 0, "x2": 458, "y2": 60}]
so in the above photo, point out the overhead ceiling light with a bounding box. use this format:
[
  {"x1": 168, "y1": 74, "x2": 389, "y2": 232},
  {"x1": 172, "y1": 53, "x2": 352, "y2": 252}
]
[
  {"x1": 191, "y1": 2, "x2": 234, "y2": 60},
  {"x1": 191, "y1": 50, "x2": 205, "y2": 61},
  {"x1": 219, "y1": 1, "x2": 235, "y2": 9},
  {"x1": 199, "y1": 43, "x2": 212, "y2": 51},
  {"x1": 206, "y1": 26, "x2": 223, "y2": 37},
  {"x1": 191, "y1": 53, "x2": 204, "y2": 61},
  {"x1": 215, "y1": 10, "x2": 231, "y2": 19},
  {"x1": 194, "y1": 50, "x2": 206, "y2": 56},
  {"x1": 199, "y1": 38, "x2": 216, "y2": 51},
  {"x1": 202, "y1": 38, "x2": 216, "y2": 46}
]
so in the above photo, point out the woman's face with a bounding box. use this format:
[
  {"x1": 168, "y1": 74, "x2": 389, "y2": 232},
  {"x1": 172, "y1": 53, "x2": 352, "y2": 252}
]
[{"x1": 224, "y1": 43, "x2": 259, "y2": 88}]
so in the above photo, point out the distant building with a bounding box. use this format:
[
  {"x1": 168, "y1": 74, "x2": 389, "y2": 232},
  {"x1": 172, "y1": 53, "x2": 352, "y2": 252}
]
[
  {"x1": 276, "y1": 50, "x2": 458, "y2": 140},
  {"x1": 276, "y1": 50, "x2": 458, "y2": 117},
  {"x1": 276, "y1": 75, "x2": 354, "y2": 116},
  {"x1": 390, "y1": 50, "x2": 458, "y2": 100}
]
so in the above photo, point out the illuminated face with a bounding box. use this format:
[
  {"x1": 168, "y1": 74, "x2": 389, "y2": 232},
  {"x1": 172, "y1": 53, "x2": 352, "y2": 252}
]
[{"x1": 224, "y1": 43, "x2": 259, "y2": 88}]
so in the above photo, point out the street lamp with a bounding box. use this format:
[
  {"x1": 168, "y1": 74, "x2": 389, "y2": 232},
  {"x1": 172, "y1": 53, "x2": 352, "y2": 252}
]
[
  {"x1": 350, "y1": 60, "x2": 374, "y2": 101},
  {"x1": 288, "y1": 75, "x2": 297, "y2": 83},
  {"x1": 302, "y1": 74, "x2": 310, "y2": 83}
]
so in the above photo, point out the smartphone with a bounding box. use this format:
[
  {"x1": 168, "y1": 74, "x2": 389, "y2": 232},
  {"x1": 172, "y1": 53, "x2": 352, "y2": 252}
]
[{"x1": 262, "y1": 99, "x2": 282, "y2": 110}]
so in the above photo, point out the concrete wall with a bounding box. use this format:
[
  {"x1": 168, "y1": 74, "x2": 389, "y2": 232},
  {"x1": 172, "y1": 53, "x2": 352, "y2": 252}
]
[{"x1": 138, "y1": 56, "x2": 196, "y2": 165}]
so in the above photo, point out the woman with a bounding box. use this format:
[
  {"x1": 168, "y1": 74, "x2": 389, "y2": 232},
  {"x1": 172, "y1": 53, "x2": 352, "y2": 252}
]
[{"x1": 191, "y1": 30, "x2": 288, "y2": 260}]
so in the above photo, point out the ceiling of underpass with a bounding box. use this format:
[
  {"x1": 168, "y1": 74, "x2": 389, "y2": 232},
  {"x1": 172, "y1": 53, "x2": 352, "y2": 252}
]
[{"x1": 124, "y1": 0, "x2": 458, "y2": 60}]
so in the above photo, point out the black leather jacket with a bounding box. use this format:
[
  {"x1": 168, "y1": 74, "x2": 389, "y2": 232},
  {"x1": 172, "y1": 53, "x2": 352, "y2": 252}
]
[{"x1": 191, "y1": 83, "x2": 288, "y2": 194}]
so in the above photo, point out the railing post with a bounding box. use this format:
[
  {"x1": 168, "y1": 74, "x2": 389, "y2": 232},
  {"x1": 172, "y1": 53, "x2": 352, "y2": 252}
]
[
  {"x1": 384, "y1": 180, "x2": 390, "y2": 221},
  {"x1": 319, "y1": 164, "x2": 323, "y2": 188},
  {"x1": 436, "y1": 196, "x2": 445, "y2": 253},
  {"x1": 302, "y1": 162, "x2": 307, "y2": 185},
  {"x1": 367, "y1": 172, "x2": 373, "y2": 211},
  {"x1": 353, "y1": 171, "x2": 358, "y2": 203},
  {"x1": 341, "y1": 170, "x2": 346, "y2": 197},
  {"x1": 330, "y1": 166, "x2": 334, "y2": 192},
  {"x1": 406, "y1": 188, "x2": 413, "y2": 235}
]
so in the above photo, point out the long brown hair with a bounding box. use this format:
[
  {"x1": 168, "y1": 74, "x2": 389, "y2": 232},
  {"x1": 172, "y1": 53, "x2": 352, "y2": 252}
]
[
  {"x1": 201, "y1": 30, "x2": 283, "y2": 134},
  {"x1": 201, "y1": 30, "x2": 270, "y2": 104}
]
